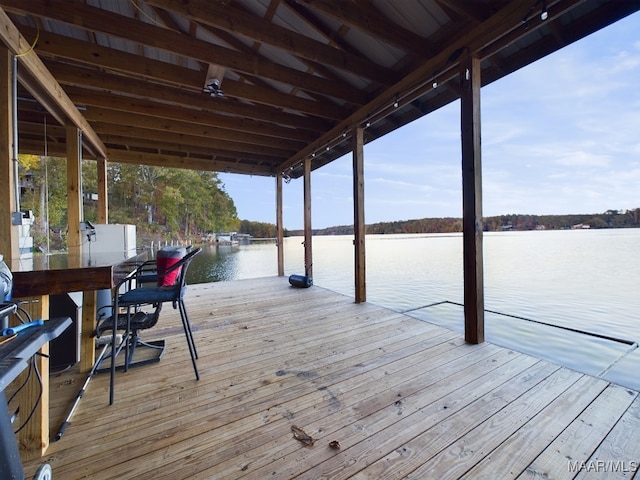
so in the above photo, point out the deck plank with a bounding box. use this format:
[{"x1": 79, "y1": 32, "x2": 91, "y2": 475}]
[
  {"x1": 459, "y1": 375, "x2": 609, "y2": 479},
  {"x1": 19, "y1": 277, "x2": 640, "y2": 480},
  {"x1": 575, "y1": 392, "x2": 640, "y2": 479},
  {"x1": 519, "y1": 384, "x2": 638, "y2": 479}
]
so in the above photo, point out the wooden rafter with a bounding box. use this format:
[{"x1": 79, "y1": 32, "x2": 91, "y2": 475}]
[
  {"x1": 0, "y1": 7, "x2": 106, "y2": 157},
  {"x1": 0, "y1": 0, "x2": 635, "y2": 178},
  {"x1": 144, "y1": 0, "x2": 396, "y2": 84},
  {"x1": 2, "y1": 0, "x2": 381, "y2": 100}
]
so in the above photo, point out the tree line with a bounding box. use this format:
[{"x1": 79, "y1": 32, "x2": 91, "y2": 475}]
[
  {"x1": 238, "y1": 220, "x2": 291, "y2": 239},
  {"x1": 18, "y1": 155, "x2": 241, "y2": 251},
  {"x1": 287, "y1": 209, "x2": 640, "y2": 236}
]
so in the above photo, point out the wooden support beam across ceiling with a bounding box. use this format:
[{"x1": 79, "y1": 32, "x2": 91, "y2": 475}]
[
  {"x1": 0, "y1": 6, "x2": 106, "y2": 158},
  {"x1": 61, "y1": 85, "x2": 320, "y2": 143},
  {"x1": 279, "y1": 0, "x2": 579, "y2": 174},
  {"x1": 22, "y1": 27, "x2": 360, "y2": 114},
  {"x1": 2, "y1": 0, "x2": 373, "y2": 103},
  {"x1": 106, "y1": 149, "x2": 275, "y2": 176},
  {"x1": 144, "y1": 0, "x2": 398, "y2": 84},
  {"x1": 44, "y1": 62, "x2": 337, "y2": 130}
]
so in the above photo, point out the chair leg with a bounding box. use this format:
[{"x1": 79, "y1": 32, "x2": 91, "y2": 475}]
[
  {"x1": 109, "y1": 297, "x2": 119, "y2": 405},
  {"x1": 178, "y1": 300, "x2": 199, "y2": 380},
  {"x1": 108, "y1": 301, "x2": 133, "y2": 404},
  {"x1": 179, "y1": 300, "x2": 198, "y2": 359},
  {"x1": 123, "y1": 307, "x2": 133, "y2": 373}
]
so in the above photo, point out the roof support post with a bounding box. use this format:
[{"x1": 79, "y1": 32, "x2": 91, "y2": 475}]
[
  {"x1": 66, "y1": 125, "x2": 82, "y2": 256},
  {"x1": 13, "y1": 294, "x2": 50, "y2": 461},
  {"x1": 97, "y1": 157, "x2": 108, "y2": 224},
  {"x1": 303, "y1": 157, "x2": 313, "y2": 279},
  {"x1": 460, "y1": 53, "x2": 485, "y2": 344},
  {"x1": 276, "y1": 173, "x2": 284, "y2": 276},
  {"x1": 352, "y1": 127, "x2": 366, "y2": 303},
  {"x1": 0, "y1": 46, "x2": 19, "y2": 260}
]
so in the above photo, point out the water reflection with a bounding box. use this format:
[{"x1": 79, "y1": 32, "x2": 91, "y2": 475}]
[
  {"x1": 183, "y1": 230, "x2": 640, "y2": 391},
  {"x1": 187, "y1": 245, "x2": 240, "y2": 283},
  {"x1": 186, "y1": 242, "x2": 279, "y2": 283}
]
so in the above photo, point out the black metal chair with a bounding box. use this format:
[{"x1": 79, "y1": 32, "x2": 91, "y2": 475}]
[{"x1": 95, "y1": 247, "x2": 202, "y2": 404}]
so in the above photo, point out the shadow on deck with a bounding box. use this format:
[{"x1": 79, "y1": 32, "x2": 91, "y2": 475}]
[{"x1": 25, "y1": 277, "x2": 640, "y2": 479}]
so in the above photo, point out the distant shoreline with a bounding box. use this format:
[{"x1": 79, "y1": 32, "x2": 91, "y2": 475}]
[{"x1": 285, "y1": 209, "x2": 640, "y2": 236}]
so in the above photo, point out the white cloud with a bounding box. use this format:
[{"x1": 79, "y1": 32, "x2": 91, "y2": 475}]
[{"x1": 554, "y1": 149, "x2": 612, "y2": 168}]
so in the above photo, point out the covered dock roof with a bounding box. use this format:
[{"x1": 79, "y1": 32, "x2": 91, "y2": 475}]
[{"x1": 2, "y1": 0, "x2": 638, "y2": 178}]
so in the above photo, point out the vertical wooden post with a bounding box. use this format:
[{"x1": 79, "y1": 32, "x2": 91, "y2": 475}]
[
  {"x1": 0, "y1": 47, "x2": 19, "y2": 260},
  {"x1": 80, "y1": 290, "x2": 97, "y2": 372},
  {"x1": 15, "y1": 296, "x2": 50, "y2": 460},
  {"x1": 276, "y1": 173, "x2": 284, "y2": 276},
  {"x1": 97, "y1": 157, "x2": 108, "y2": 224},
  {"x1": 2, "y1": 52, "x2": 50, "y2": 459},
  {"x1": 303, "y1": 158, "x2": 313, "y2": 279},
  {"x1": 460, "y1": 53, "x2": 485, "y2": 344},
  {"x1": 66, "y1": 125, "x2": 82, "y2": 256},
  {"x1": 352, "y1": 127, "x2": 366, "y2": 303}
]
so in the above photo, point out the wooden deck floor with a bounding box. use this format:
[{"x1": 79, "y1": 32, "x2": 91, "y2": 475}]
[{"x1": 24, "y1": 277, "x2": 640, "y2": 479}]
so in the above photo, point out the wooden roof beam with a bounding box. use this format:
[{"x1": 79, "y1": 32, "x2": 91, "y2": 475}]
[
  {"x1": 89, "y1": 122, "x2": 297, "y2": 159},
  {"x1": 279, "y1": 0, "x2": 573, "y2": 174},
  {"x1": 62, "y1": 85, "x2": 320, "y2": 143},
  {"x1": 434, "y1": 0, "x2": 494, "y2": 23},
  {"x1": 144, "y1": 0, "x2": 396, "y2": 84},
  {"x1": 82, "y1": 107, "x2": 306, "y2": 151},
  {"x1": 307, "y1": 0, "x2": 435, "y2": 58},
  {"x1": 2, "y1": 0, "x2": 377, "y2": 101},
  {"x1": 22, "y1": 26, "x2": 361, "y2": 114},
  {"x1": 105, "y1": 149, "x2": 276, "y2": 176},
  {"x1": 283, "y1": 0, "x2": 358, "y2": 54},
  {"x1": 45, "y1": 63, "x2": 334, "y2": 131},
  {"x1": 98, "y1": 133, "x2": 287, "y2": 164},
  {"x1": 230, "y1": 0, "x2": 367, "y2": 101},
  {"x1": 0, "y1": 6, "x2": 106, "y2": 158},
  {"x1": 302, "y1": 0, "x2": 435, "y2": 57},
  {"x1": 20, "y1": 134, "x2": 282, "y2": 171}
]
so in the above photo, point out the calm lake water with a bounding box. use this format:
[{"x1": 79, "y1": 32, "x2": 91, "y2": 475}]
[{"x1": 186, "y1": 229, "x2": 640, "y2": 390}]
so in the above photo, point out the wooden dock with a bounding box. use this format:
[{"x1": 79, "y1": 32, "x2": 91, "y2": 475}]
[{"x1": 24, "y1": 277, "x2": 640, "y2": 479}]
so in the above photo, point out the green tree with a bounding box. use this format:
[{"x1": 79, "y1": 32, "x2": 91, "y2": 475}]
[{"x1": 17, "y1": 157, "x2": 240, "y2": 251}]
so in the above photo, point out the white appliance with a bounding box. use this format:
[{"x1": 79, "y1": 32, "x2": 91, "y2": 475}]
[{"x1": 89, "y1": 224, "x2": 137, "y2": 256}]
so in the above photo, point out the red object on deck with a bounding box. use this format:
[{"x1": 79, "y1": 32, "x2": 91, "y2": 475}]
[{"x1": 156, "y1": 247, "x2": 186, "y2": 286}]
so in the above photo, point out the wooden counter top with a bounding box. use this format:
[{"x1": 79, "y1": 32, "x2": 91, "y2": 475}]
[{"x1": 9, "y1": 251, "x2": 146, "y2": 298}]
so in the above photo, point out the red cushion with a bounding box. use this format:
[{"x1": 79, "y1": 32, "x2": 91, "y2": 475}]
[{"x1": 156, "y1": 247, "x2": 186, "y2": 286}]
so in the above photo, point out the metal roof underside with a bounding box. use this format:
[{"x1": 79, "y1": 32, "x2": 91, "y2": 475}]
[{"x1": 3, "y1": 0, "x2": 639, "y2": 179}]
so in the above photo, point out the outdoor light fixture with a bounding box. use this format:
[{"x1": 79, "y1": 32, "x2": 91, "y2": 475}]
[
  {"x1": 523, "y1": 0, "x2": 549, "y2": 27},
  {"x1": 204, "y1": 78, "x2": 224, "y2": 97},
  {"x1": 203, "y1": 64, "x2": 225, "y2": 97},
  {"x1": 541, "y1": 0, "x2": 548, "y2": 20},
  {"x1": 393, "y1": 95, "x2": 399, "y2": 108}
]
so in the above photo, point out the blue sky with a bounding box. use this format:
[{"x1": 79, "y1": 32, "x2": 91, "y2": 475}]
[{"x1": 220, "y1": 12, "x2": 640, "y2": 231}]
